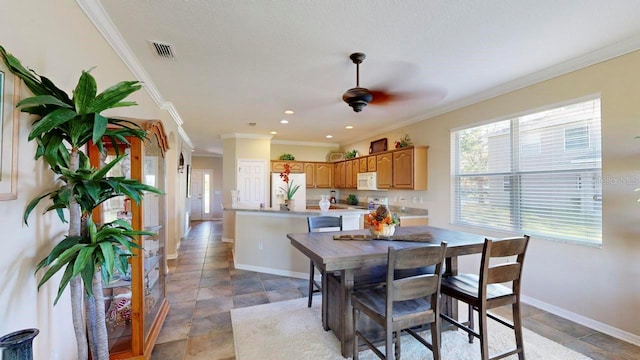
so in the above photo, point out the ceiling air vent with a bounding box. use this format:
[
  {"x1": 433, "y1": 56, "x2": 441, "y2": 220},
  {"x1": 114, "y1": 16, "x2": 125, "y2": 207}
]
[{"x1": 149, "y1": 41, "x2": 176, "y2": 60}]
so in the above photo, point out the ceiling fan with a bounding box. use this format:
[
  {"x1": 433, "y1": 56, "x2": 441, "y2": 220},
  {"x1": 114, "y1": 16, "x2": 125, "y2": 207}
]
[{"x1": 342, "y1": 52, "x2": 444, "y2": 112}]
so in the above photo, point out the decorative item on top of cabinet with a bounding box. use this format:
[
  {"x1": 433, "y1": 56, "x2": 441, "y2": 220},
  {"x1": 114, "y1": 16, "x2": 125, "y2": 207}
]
[
  {"x1": 369, "y1": 138, "x2": 388, "y2": 154},
  {"x1": 279, "y1": 153, "x2": 295, "y2": 160},
  {"x1": 345, "y1": 149, "x2": 358, "y2": 159}
]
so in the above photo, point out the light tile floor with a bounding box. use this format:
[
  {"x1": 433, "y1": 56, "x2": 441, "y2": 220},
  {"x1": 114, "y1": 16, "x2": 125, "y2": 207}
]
[{"x1": 152, "y1": 221, "x2": 640, "y2": 360}]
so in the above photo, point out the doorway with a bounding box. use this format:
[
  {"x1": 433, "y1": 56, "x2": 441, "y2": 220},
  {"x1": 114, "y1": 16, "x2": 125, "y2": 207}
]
[{"x1": 190, "y1": 169, "x2": 214, "y2": 221}]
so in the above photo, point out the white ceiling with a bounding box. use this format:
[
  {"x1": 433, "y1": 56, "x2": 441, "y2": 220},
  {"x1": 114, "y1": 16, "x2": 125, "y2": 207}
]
[{"x1": 84, "y1": 0, "x2": 640, "y2": 156}]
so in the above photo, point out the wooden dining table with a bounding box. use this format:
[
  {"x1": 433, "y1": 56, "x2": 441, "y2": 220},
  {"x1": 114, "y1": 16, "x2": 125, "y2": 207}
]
[{"x1": 287, "y1": 225, "x2": 487, "y2": 357}]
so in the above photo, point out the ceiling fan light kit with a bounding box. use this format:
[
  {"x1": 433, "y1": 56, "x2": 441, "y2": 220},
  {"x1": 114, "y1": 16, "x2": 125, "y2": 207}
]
[{"x1": 343, "y1": 52, "x2": 374, "y2": 112}]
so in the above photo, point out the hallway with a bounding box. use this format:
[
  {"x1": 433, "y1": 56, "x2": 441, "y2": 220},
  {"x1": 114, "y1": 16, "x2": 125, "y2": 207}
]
[{"x1": 151, "y1": 221, "x2": 308, "y2": 359}]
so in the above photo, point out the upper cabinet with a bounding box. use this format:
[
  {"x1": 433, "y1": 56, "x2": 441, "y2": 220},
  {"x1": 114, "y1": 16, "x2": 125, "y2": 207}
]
[
  {"x1": 377, "y1": 146, "x2": 428, "y2": 190},
  {"x1": 271, "y1": 161, "x2": 304, "y2": 173},
  {"x1": 303, "y1": 162, "x2": 334, "y2": 188}
]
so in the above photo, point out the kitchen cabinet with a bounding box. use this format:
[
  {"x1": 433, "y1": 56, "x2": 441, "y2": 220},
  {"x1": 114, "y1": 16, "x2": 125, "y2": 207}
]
[
  {"x1": 304, "y1": 163, "x2": 315, "y2": 188},
  {"x1": 271, "y1": 161, "x2": 304, "y2": 173},
  {"x1": 367, "y1": 156, "x2": 377, "y2": 172},
  {"x1": 352, "y1": 159, "x2": 359, "y2": 188},
  {"x1": 345, "y1": 160, "x2": 354, "y2": 188},
  {"x1": 334, "y1": 161, "x2": 345, "y2": 188},
  {"x1": 304, "y1": 162, "x2": 333, "y2": 188},
  {"x1": 315, "y1": 163, "x2": 333, "y2": 188},
  {"x1": 88, "y1": 120, "x2": 169, "y2": 359},
  {"x1": 393, "y1": 147, "x2": 428, "y2": 190},
  {"x1": 359, "y1": 158, "x2": 367, "y2": 173},
  {"x1": 376, "y1": 153, "x2": 393, "y2": 189}
]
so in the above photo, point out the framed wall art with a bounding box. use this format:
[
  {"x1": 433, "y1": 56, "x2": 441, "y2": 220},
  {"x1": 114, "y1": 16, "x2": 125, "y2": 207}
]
[{"x1": 0, "y1": 61, "x2": 19, "y2": 200}]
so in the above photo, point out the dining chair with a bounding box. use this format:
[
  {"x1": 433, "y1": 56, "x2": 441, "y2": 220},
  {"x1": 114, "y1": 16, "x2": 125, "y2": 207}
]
[
  {"x1": 307, "y1": 216, "x2": 343, "y2": 328},
  {"x1": 351, "y1": 242, "x2": 448, "y2": 360},
  {"x1": 440, "y1": 235, "x2": 530, "y2": 360}
]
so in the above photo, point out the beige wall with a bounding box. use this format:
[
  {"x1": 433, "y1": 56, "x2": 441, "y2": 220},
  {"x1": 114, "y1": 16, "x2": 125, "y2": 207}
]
[
  {"x1": 344, "y1": 50, "x2": 640, "y2": 341},
  {"x1": 0, "y1": 1, "x2": 189, "y2": 358},
  {"x1": 271, "y1": 142, "x2": 339, "y2": 162}
]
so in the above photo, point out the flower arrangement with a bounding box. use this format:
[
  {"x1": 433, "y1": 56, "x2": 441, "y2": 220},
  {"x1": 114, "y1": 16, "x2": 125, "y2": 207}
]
[
  {"x1": 279, "y1": 163, "x2": 301, "y2": 200},
  {"x1": 395, "y1": 133, "x2": 412, "y2": 148},
  {"x1": 364, "y1": 205, "x2": 400, "y2": 234}
]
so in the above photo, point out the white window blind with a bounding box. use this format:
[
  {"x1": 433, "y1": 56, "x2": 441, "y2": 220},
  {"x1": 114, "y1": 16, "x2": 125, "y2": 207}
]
[{"x1": 451, "y1": 98, "x2": 602, "y2": 244}]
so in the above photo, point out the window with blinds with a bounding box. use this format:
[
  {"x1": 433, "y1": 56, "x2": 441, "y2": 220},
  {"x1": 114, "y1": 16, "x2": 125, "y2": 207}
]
[{"x1": 451, "y1": 97, "x2": 602, "y2": 244}]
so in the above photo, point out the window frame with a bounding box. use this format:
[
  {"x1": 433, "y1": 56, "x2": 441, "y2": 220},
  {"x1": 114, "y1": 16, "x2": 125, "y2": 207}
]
[{"x1": 450, "y1": 95, "x2": 602, "y2": 246}]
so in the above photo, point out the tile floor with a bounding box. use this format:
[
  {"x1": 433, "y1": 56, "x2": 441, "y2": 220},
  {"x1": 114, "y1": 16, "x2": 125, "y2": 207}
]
[{"x1": 151, "y1": 220, "x2": 640, "y2": 360}]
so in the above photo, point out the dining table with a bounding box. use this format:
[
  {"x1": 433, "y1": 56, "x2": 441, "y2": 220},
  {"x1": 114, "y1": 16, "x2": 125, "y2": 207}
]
[{"x1": 287, "y1": 225, "x2": 487, "y2": 357}]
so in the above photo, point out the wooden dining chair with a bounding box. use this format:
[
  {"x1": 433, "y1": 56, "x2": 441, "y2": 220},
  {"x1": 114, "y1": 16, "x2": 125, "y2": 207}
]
[
  {"x1": 307, "y1": 216, "x2": 343, "y2": 327},
  {"x1": 351, "y1": 242, "x2": 448, "y2": 360},
  {"x1": 440, "y1": 235, "x2": 530, "y2": 360}
]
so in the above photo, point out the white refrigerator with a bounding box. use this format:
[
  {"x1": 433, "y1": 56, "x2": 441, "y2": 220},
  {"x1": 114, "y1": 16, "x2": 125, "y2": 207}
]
[{"x1": 271, "y1": 173, "x2": 306, "y2": 210}]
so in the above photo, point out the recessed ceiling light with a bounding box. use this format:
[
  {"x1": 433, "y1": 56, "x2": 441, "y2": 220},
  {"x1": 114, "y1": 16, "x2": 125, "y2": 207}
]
[
  {"x1": 284, "y1": 110, "x2": 294, "y2": 115},
  {"x1": 326, "y1": 135, "x2": 333, "y2": 139},
  {"x1": 345, "y1": 125, "x2": 354, "y2": 129},
  {"x1": 280, "y1": 119, "x2": 289, "y2": 124},
  {"x1": 270, "y1": 131, "x2": 278, "y2": 135}
]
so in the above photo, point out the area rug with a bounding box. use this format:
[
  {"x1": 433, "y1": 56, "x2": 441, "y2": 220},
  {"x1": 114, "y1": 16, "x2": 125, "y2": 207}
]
[{"x1": 231, "y1": 297, "x2": 592, "y2": 360}]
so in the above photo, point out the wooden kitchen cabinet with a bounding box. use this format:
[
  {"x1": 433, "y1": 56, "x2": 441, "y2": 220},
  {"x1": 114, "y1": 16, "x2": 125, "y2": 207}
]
[
  {"x1": 304, "y1": 162, "x2": 333, "y2": 188},
  {"x1": 271, "y1": 160, "x2": 304, "y2": 173},
  {"x1": 304, "y1": 162, "x2": 315, "y2": 188},
  {"x1": 367, "y1": 155, "x2": 377, "y2": 172},
  {"x1": 334, "y1": 161, "x2": 345, "y2": 188},
  {"x1": 376, "y1": 153, "x2": 393, "y2": 189},
  {"x1": 345, "y1": 160, "x2": 354, "y2": 188},
  {"x1": 393, "y1": 146, "x2": 428, "y2": 190},
  {"x1": 352, "y1": 159, "x2": 358, "y2": 187},
  {"x1": 359, "y1": 158, "x2": 367, "y2": 173},
  {"x1": 315, "y1": 162, "x2": 333, "y2": 188},
  {"x1": 88, "y1": 120, "x2": 169, "y2": 360}
]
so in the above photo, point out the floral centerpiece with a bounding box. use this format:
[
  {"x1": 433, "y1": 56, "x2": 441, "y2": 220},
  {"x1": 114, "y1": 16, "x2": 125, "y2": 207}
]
[
  {"x1": 364, "y1": 205, "x2": 400, "y2": 237},
  {"x1": 279, "y1": 163, "x2": 301, "y2": 203}
]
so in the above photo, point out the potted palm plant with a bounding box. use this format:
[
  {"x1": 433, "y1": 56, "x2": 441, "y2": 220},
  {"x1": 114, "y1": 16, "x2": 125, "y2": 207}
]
[{"x1": 0, "y1": 46, "x2": 163, "y2": 360}]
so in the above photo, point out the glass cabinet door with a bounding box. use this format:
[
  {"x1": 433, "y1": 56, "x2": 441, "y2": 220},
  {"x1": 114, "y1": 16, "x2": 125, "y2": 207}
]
[{"x1": 142, "y1": 133, "x2": 166, "y2": 340}]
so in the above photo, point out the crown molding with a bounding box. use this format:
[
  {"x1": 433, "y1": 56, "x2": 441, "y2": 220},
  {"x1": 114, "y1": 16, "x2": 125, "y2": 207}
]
[
  {"x1": 76, "y1": 0, "x2": 192, "y2": 144},
  {"x1": 271, "y1": 140, "x2": 340, "y2": 148}
]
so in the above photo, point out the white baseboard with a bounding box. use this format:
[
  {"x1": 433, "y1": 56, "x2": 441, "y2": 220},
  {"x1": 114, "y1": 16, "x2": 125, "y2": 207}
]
[
  {"x1": 521, "y1": 295, "x2": 640, "y2": 347},
  {"x1": 233, "y1": 261, "x2": 308, "y2": 280},
  {"x1": 221, "y1": 237, "x2": 234, "y2": 243},
  {"x1": 166, "y1": 239, "x2": 183, "y2": 260}
]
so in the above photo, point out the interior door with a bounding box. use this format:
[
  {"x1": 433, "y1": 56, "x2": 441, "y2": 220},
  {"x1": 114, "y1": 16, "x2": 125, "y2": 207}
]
[
  {"x1": 190, "y1": 169, "x2": 203, "y2": 221},
  {"x1": 237, "y1": 160, "x2": 266, "y2": 208}
]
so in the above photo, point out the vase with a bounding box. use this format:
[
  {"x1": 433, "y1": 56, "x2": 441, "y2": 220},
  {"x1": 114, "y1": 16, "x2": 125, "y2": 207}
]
[
  {"x1": 319, "y1": 195, "x2": 331, "y2": 213},
  {"x1": 285, "y1": 198, "x2": 295, "y2": 211},
  {"x1": 370, "y1": 224, "x2": 396, "y2": 238},
  {"x1": 0, "y1": 328, "x2": 39, "y2": 360}
]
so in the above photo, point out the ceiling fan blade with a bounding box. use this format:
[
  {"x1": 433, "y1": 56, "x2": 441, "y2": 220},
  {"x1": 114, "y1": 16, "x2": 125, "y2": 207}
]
[{"x1": 369, "y1": 86, "x2": 448, "y2": 106}]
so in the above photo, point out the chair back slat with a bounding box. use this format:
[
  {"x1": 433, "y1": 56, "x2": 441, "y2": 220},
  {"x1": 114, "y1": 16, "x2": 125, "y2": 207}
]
[
  {"x1": 488, "y1": 236, "x2": 528, "y2": 258},
  {"x1": 387, "y1": 243, "x2": 447, "y2": 306},
  {"x1": 308, "y1": 216, "x2": 342, "y2": 232},
  {"x1": 487, "y1": 262, "x2": 521, "y2": 284},
  {"x1": 393, "y1": 274, "x2": 439, "y2": 301},
  {"x1": 393, "y1": 246, "x2": 446, "y2": 270}
]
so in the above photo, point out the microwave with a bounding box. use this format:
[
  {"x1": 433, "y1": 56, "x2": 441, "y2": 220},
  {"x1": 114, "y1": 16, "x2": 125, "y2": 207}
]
[{"x1": 357, "y1": 172, "x2": 378, "y2": 190}]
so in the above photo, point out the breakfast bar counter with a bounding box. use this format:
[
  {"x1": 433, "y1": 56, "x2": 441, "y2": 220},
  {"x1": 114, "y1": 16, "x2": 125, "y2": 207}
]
[{"x1": 223, "y1": 206, "x2": 367, "y2": 279}]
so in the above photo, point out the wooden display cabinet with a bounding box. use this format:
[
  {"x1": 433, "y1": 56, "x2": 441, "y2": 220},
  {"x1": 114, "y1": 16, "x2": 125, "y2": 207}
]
[{"x1": 88, "y1": 120, "x2": 170, "y2": 360}]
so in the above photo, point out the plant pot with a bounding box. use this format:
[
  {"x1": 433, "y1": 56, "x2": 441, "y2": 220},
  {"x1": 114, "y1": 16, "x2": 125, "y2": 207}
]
[
  {"x1": 0, "y1": 328, "x2": 39, "y2": 360},
  {"x1": 285, "y1": 199, "x2": 295, "y2": 211}
]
